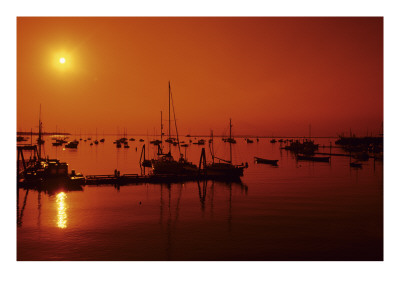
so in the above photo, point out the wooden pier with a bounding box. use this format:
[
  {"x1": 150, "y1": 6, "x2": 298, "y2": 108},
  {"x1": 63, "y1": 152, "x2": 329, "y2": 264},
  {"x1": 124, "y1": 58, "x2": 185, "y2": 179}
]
[{"x1": 17, "y1": 171, "x2": 241, "y2": 192}]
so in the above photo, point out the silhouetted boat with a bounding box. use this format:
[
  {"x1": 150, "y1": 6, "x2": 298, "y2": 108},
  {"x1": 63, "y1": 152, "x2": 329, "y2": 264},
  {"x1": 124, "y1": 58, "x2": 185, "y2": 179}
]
[
  {"x1": 193, "y1": 139, "x2": 205, "y2": 145},
  {"x1": 254, "y1": 157, "x2": 278, "y2": 165},
  {"x1": 129, "y1": 138, "x2": 135, "y2": 141},
  {"x1": 222, "y1": 137, "x2": 236, "y2": 144},
  {"x1": 151, "y1": 82, "x2": 198, "y2": 175},
  {"x1": 100, "y1": 138, "x2": 105, "y2": 142},
  {"x1": 17, "y1": 136, "x2": 27, "y2": 142},
  {"x1": 284, "y1": 139, "x2": 318, "y2": 154},
  {"x1": 18, "y1": 107, "x2": 84, "y2": 189},
  {"x1": 270, "y1": 139, "x2": 277, "y2": 143},
  {"x1": 297, "y1": 155, "x2": 330, "y2": 162},
  {"x1": 150, "y1": 139, "x2": 162, "y2": 145},
  {"x1": 205, "y1": 121, "x2": 247, "y2": 179},
  {"x1": 65, "y1": 141, "x2": 78, "y2": 149},
  {"x1": 246, "y1": 138, "x2": 254, "y2": 143}
]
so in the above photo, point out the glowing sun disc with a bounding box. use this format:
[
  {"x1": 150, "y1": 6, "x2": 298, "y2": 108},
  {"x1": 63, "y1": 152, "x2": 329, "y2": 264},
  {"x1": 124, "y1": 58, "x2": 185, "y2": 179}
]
[{"x1": 59, "y1": 57, "x2": 66, "y2": 64}]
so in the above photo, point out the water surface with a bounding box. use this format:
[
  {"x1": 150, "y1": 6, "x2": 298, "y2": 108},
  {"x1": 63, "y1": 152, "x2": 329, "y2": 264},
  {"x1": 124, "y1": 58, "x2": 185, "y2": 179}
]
[{"x1": 17, "y1": 136, "x2": 383, "y2": 260}]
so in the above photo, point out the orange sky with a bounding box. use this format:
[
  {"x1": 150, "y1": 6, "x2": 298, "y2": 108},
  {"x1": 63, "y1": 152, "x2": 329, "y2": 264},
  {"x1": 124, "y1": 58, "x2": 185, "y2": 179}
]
[{"x1": 17, "y1": 17, "x2": 383, "y2": 137}]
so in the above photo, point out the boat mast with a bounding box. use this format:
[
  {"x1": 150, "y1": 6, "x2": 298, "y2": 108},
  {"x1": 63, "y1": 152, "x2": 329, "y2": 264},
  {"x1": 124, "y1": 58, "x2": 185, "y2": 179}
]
[
  {"x1": 211, "y1": 130, "x2": 214, "y2": 163},
  {"x1": 38, "y1": 104, "x2": 42, "y2": 160},
  {"x1": 168, "y1": 81, "x2": 171, "y2": 153},
  {"x1": 170, "y1": 87, "x2": 181, "y2": 156},
  {"x1": 229, "y1": 118, "x2": 232, "y2": 164},
  {"x1": 160, "y1": 110, "x2": 163, "y2": 148}
]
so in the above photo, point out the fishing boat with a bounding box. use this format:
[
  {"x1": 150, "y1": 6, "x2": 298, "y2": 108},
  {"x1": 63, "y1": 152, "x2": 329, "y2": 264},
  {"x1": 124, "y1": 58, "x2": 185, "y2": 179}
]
[
  {"x1": 254, "y1": 157, "x2": 278, "y2": 165},
  {"x1": 297, "y1": 155, "x2": 330, "y2": 162},
  {"x1": 17, "y1": 107, "x2": 84, "y2": 189},
  {"x1": 270, "y1": 139, "x2": 277, "y2": 143},
  {"x1": 151, "y1": 82, "x2": 198, "y2": 175},
  {"x1": 246, "y1": 138, "x2": 254, "y2": 144},
  {"x1": 204, "y1": 121, "x2": 247, "y2": 179}
]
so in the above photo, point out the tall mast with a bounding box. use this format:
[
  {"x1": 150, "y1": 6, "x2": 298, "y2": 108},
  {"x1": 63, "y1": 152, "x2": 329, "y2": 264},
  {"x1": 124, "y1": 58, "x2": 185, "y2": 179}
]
[
  {"x1": 170, "y1": 87, "x2": 181, "y2": 156},
  {"x1": 229, "y1": 118, "x2": 232, "y2": 164},
  {"x1": 168, "y1": 81, "x2": 171, "y2": 153},
  {"x1": 160, "y1": 110, "x2": 163, "y2": 144},
  {"x1": 211, "y1": 130, "x2": 214, "y2": 163},
  {"x1": 38, "y1": 104, "x2": 42, "y2": 160}
]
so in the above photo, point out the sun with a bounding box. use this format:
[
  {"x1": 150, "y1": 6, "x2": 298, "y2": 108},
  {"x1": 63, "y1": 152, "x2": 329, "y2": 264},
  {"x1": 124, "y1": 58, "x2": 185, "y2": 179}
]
[{"x1": 59, "y1": 57, "x2": 66, "y2": 64}]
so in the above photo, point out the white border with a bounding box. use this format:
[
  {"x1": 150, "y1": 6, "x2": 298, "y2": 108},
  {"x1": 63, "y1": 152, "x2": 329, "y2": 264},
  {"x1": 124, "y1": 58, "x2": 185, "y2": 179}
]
[{"x1": 2, "y1": 1, "x2": 399, "y2": 299}]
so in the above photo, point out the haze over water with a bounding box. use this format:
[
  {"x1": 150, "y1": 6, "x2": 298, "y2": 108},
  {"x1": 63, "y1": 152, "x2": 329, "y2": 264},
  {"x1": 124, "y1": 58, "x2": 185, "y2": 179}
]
[{"x1": 17, "y1": 135, "x2": 383, "y2": 260}]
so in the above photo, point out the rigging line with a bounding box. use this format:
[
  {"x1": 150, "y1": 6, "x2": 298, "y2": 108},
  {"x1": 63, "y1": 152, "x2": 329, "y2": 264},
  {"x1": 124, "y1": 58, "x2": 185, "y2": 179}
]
[{"x1": 170, "y1": 90, "x2": 181, "y2": 156}]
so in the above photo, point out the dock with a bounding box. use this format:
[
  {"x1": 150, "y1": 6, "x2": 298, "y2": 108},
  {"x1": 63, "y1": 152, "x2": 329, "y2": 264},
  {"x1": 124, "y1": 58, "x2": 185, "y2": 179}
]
[{"x1": 17, "y1": 171, "x2": 241, "y2": 192}]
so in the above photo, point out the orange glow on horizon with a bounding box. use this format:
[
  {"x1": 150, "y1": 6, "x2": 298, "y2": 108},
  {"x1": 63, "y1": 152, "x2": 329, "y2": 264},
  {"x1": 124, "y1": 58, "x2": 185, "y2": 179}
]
[{"x1": 17, "y1": 17, "x2": 383, "y2": 137}]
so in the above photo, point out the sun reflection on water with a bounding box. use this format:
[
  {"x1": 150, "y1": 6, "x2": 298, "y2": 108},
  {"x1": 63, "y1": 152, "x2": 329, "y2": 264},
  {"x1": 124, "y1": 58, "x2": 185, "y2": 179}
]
[{"x1": 56, "y1": 192, "x2": 67, "y2": 229}]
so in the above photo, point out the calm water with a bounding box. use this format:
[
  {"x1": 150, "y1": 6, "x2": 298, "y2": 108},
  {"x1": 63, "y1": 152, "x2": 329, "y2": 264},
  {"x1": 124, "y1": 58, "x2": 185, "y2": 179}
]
[{"x1": 17, "y1": 136, "x2": 383, "y2": 260}]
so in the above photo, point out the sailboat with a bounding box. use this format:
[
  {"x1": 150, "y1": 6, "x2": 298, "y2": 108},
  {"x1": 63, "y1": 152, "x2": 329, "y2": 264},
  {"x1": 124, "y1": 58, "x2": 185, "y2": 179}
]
[
  {"x1": 18, "y1": 106, "x2": 84, "y2": 186},
  {"x1": 151, "y1": 82, "x2": 198, "y2": 175},
  {"x1": 205, "y1": 119, "x2": 247, "y2": 179}
]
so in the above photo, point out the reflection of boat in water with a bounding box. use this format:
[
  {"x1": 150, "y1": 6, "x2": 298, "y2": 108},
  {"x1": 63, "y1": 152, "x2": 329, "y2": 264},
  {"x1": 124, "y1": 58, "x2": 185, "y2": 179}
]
[
  {"x1": 203, "y1": 120, "x2": 247, "y2": 179},
  {"x1": 254, "y1": 156, "x2": 278, "y2": 165},
  {"x1": 350, "y1": 162, "x2": 362, "y2": 168},
  {"x1": 297, "y1": 155, "x2": 330, "y2": 162},
  {"x1": 151, "y1": 82, "x2": 198, "y2": 175}
]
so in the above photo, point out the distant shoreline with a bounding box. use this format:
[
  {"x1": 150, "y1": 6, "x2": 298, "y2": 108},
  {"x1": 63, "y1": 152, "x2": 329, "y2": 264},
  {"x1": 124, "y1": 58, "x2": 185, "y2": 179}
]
[{"x1": 16, "y1": 132, "x2": 346, "y2": 139}]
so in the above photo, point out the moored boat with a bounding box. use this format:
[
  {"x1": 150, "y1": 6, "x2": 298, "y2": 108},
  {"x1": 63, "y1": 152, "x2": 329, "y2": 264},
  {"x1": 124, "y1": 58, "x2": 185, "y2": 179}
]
[
  {"x1": 204, "y1": 121, "x2": 247, "y2": 179},
  {"x1": 254, "y1": 157, "x2": 278, "y2": 165}
]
